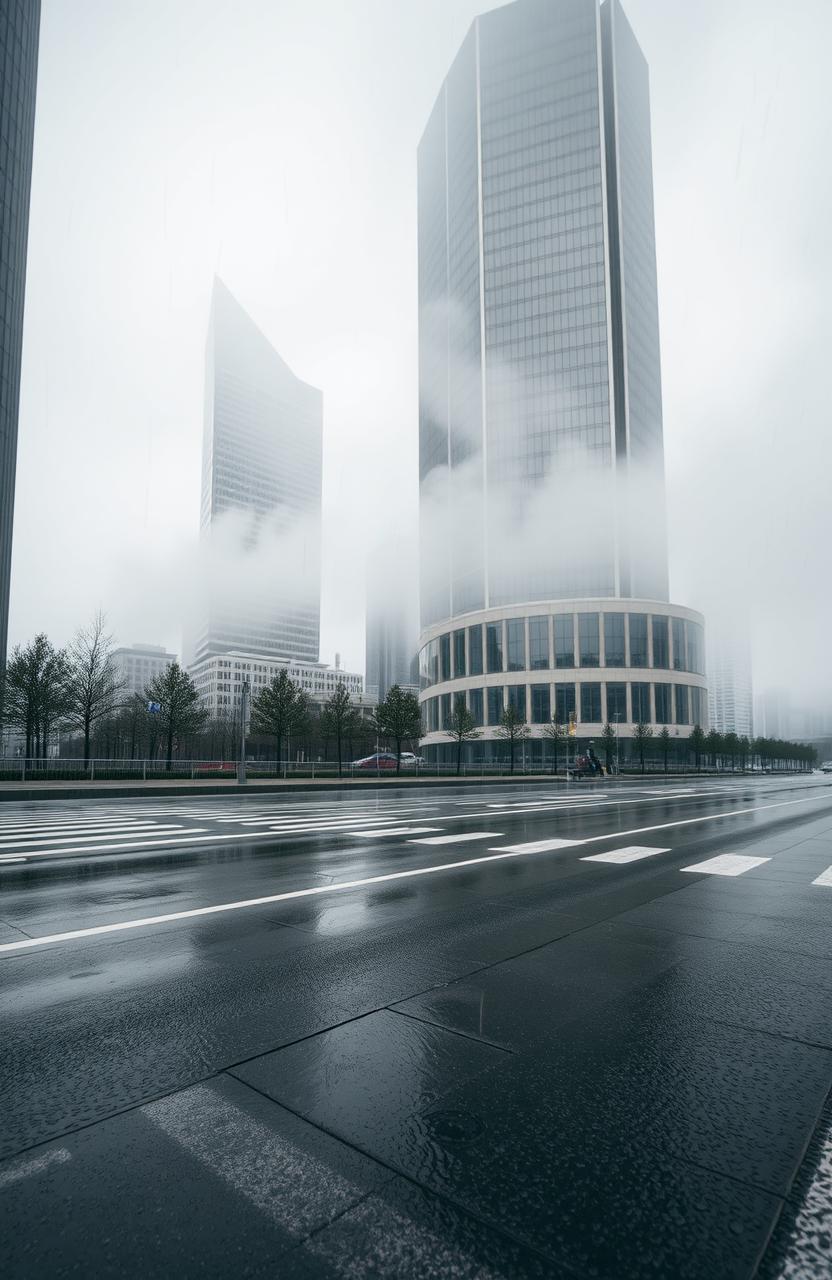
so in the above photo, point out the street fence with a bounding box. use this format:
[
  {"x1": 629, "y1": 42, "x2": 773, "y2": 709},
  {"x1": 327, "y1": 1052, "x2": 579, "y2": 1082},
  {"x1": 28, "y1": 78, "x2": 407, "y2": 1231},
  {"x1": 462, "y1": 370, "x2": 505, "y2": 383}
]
[{"x1": 0, "y1": 757, "x2": 812, "y2": 783}]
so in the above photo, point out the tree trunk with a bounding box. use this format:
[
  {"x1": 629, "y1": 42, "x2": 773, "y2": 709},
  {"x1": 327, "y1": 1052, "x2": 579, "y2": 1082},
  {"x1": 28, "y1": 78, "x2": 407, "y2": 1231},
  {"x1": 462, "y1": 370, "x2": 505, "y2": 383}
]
[
  {"x1": 509, "y1": 739, "x2": 515, "y2": 775},
  {"x1": 456, "y1": 736, "x2": 462, "y2": 776},
  {"x1": 166, "y1": 724, "x2": 174, "y2": 770}
]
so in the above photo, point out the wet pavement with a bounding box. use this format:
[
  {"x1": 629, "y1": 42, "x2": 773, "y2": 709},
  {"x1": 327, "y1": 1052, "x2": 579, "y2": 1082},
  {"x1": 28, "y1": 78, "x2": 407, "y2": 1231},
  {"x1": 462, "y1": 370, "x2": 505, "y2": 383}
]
[{"x1": 2, "y1": 775, "x2": 832, "y2": 1277}]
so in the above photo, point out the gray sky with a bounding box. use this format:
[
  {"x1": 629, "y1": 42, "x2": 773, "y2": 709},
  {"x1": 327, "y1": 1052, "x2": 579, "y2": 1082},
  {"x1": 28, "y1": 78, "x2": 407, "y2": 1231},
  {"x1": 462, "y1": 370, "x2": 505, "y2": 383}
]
[{"x1": 10, "y1": 0, "x2": 831, "y2": 698}]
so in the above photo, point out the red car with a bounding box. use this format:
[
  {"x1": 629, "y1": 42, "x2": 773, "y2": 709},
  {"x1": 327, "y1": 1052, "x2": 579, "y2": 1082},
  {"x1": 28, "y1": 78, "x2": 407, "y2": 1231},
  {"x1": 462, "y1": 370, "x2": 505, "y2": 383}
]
[{"x1": 352, "y1": 753, "x2": 398, "y2": 770}]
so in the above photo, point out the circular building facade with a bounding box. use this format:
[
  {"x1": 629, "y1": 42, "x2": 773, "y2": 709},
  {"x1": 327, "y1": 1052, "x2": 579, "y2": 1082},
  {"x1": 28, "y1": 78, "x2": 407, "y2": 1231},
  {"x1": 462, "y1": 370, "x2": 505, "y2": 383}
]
[{"x1": 418, "y1": 599, "x2": 708, "y2": 768}]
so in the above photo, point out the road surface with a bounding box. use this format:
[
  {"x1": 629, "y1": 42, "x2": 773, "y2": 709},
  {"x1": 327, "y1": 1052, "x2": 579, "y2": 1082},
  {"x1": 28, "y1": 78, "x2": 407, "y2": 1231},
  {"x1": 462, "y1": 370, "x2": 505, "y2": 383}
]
[{"x1": 2, "y1": 775, "x2": 832, "y2": 1278}]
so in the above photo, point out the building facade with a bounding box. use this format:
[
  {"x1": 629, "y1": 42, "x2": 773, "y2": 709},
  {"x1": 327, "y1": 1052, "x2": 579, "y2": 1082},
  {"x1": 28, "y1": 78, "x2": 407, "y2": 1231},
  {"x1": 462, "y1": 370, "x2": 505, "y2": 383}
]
[
  {"x1": 190, "y1": 279, "x2": 323, "y2": 665},
  {"x1": 707, "y1": 627, "x2": 753, "y2": 738},
  {"x1": 365, "y1": 546, "x2": 419, "y2": 704},
  {"x1": 189, "y1": 651, "x2": 364, "y2": 722},
  {"x1": 0, "y1": 1, "x2": 40, "y2": 670},
  {"x1": 112, "y1": 644, "x2": 178, "y2": 702},
  {"x1": 417, "y1": 0, "x2": 706, "y2": 758}
]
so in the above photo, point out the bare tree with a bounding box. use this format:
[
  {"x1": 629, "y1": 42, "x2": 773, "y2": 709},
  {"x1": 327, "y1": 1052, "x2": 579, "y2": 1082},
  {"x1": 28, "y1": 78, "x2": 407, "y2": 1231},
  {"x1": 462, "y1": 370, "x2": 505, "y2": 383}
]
[
  {"x1": 374, "y1": 685, "x2": 422, "y2": 774},
  {"x1": 444, "y1": 694, "x2": 479, "y2": 775},
  {"x1": 321, "y1": 682, "x2": 359, "y2": 777},
  {"x1": 495, "y1": 704, "x2": 530, "y2": 775},
  {"x1": 65, "y1": 611, "x2": 124, "y2": 766},
  {"x1": 542, "y1": 718, "x2": 564, "y2": 774}
]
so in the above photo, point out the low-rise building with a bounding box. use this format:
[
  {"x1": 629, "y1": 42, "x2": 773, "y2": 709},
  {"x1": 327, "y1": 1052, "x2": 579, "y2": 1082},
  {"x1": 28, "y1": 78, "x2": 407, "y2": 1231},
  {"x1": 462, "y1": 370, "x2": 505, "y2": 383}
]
[
  {"x1": 188, "y1": 651, "x2": 365, "y2": 721},
  {"x1": 112, "y1": 644, "x2": 178, "y2": 702}
]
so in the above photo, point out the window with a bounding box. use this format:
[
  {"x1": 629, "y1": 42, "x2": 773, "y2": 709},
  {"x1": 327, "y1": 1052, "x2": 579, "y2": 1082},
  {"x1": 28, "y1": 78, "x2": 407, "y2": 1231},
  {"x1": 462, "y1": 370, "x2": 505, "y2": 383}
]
[
  {"x1": 468, "y1": 688, "x2": 483, "y2": 727},
  {"x1": 604, "y1": 613, "x2": 625, "y2": 667},
  {"x1": 554, "y1": 614, "x2": 575, "y2": 668},
  {"x1": 690, "y1": 686, "x2": 703, "y2": 727},
  {"x1": 555, "y1": 683, "x2": 576, "y2": 724},
  {"x1": 440, "y1": 633, "x2": 451, "y2": 682},
  {"x1": 675, "y1": 684, "x2": 689, "y2": 725},
  {"x1": 468, "y1": 625, "x2": 483, "y2": 676},
  {"x1": 606, "y1": 682, "x2": 627, "y2": 723},
  {"x1": 506, "y1": 618, "x2": 525, "y2": 671},
  {"x1": 578, "y1": 613, "x2": 600, "y2": 667},
  {"x1": 580, "y1": 683, "x2": 602, "y2": 722},
  {"x1": 631, "y1": 682, "x2": 651, "y2": 723},
  {"x1": 672, "y1": 618, "x2": 686, "y2": 671},
  {"x1": 486, "y1": 623, "x2": 504, "y2": 674},
  {"x1": 427, "y1": 698, "x2": 439, "y2": 732},
  {"x1": 487, "y1": 686, "x2": 504, "y2": 725},
  {"x1": 507, "y1": 684, "x2": 526, "y2": 719},
  {"x1": 441, "y1": 693, "x2": 451, "y2": 728},
  {"x1": 686, "y1": 622, "x2": 704, "y2": 676},
  {"x1": 453, "y1": 629, "x2": 466, "y2": 678},
  {"x1": 529, "y1": 616, "x2": 549, "y2": 670},
  {"x1": 654, "y1": 683, "x2": 672, "y2": 725},
  {"x1": 531, "y1": 684, "x2": 551, "y2": 723},
  {"x1": 652, "y1": 616, "x2": 669, "y2": 669},
  {"x1": 629, "y1": 614, "x2": 648, "y2": 667}
]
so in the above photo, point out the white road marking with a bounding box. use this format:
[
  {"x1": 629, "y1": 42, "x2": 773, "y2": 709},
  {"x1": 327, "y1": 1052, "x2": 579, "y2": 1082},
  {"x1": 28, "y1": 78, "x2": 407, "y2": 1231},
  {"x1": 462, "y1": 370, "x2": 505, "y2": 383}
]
[
  {"x1": 0, "y1": 1148, "x2": 71, "y2": 1188},
  {"x1": 0, "y1": 824, "x2": 191, "y2": 849},
  {"x1": 0, "y1": 856, "x2": 28, "y2": 863},
  {"x1": 144, "y1": 1084, "x2": 362, "y2": 1235},
  {"x1": 489, "y1": 837, "x2": 585, "y2": 853},
  {"x1": 582, "y1": 845, "x2": 670, "y2": 864},
  {"x1": 811, "y1": 867, "x2": 832, "y2": 887},
  {"x1": 681, "y1": 854, "x2": 770, "y2": 877},
  {"x1": 407, "y1": 832, "x2": 502, "y2": 845},
  {"x1": 354, "y1": 827, "x2": 442, "y2": 837}
]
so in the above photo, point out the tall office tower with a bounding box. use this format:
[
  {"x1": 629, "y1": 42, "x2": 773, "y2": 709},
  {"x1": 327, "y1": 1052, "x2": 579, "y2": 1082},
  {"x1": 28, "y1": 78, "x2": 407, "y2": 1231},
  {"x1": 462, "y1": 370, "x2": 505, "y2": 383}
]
[
  {"x1": 0, "y1": 2, "x2": 40, "y2": 671},
  {"x1": 365, "y1": 542, "x2": 420, "y2": 704},
  {"x1": 708, "y1": 625, "x2": 753, "y2": 737},
  {"x1": 190, "y1": 280, "x2": 322, "y2": 665},
  {"x1": 418, "y1": 0, "x2": 707, "y2": 762}
]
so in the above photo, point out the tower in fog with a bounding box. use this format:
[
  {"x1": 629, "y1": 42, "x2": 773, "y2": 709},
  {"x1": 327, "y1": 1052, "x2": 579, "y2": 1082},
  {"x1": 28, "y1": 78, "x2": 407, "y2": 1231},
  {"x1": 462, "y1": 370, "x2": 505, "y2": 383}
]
[
  {"x1": 191, "y1": 280, "x2": 322, "y2": 665},
  {"x1": 0, "y1": 2, "x2": 40, "y2": 670},
  {"x1": 417, "y1": 0, "x2": 708, "y2": 761},
  {"x1": 419, "y1": 0, "x2": 667, "y2": 626}
]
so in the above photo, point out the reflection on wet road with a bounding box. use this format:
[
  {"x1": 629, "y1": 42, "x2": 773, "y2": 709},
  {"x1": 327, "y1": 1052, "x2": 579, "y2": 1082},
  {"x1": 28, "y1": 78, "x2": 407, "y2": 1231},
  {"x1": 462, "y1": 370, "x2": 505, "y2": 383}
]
[{"x1": 2, "y1": 775, "x2": 832, "y2": 1277}]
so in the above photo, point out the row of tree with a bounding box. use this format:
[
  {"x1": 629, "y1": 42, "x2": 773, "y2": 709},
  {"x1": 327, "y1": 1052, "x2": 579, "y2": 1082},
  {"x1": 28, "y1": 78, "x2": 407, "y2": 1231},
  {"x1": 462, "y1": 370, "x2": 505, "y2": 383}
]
[
  {"x1": 0, "y1": 621, "x2": 425, "y2": 772},
  {"x1": 1, "y1": 624, "x2": 817, "y2": 777}
]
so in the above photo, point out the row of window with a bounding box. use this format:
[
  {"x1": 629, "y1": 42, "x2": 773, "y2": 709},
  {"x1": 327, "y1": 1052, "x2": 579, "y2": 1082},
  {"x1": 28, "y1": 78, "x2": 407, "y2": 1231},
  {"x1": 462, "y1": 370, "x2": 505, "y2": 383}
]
[
  {"x1": 420, "y1": 613, "x2": 705, "y2": 686},
  {"x1": 423, "y1": 682, "x2": 706, "y2": 732}
]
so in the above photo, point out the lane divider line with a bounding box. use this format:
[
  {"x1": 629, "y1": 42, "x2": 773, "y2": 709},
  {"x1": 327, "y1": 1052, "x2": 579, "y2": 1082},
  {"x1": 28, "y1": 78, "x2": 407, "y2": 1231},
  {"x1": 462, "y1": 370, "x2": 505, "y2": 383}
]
[
  {"x1": 810, "y1": 867, "x2": 832, "y2": 887},
  {"x1": 407, "y1": 832, "x2": 502, "y2": 846}
]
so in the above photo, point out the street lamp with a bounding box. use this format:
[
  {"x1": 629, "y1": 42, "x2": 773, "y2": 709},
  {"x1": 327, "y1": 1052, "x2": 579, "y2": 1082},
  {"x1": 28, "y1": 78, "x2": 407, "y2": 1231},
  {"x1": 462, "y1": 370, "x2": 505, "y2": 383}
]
[
  {"x1": 237, "y1": 679, "x2": 250, "y2": 785},
  {"x1": 614, "y1": 712, "x2": 621, "y2": 775}
]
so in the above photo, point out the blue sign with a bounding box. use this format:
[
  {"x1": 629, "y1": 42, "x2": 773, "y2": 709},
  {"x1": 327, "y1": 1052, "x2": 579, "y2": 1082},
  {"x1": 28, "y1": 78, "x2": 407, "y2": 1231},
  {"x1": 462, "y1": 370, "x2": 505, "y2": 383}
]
[{"x1": 147, "y1": 701, "x2": 161, "y2": 714}]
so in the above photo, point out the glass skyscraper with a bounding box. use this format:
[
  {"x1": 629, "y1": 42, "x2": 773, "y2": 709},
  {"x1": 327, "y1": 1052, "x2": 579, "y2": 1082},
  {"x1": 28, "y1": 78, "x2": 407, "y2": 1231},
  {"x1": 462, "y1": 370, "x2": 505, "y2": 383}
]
[
  {"x1": 0, "y1": 1, "x2": 40, "y2": 671},
  {"x1": 418, "y1": 0, "x2": 707, "y2": 759},
  {"x1": 419, "y1": 0, "x2": 668, "y2": 627},
  {"x1": 190, "y1": 279, "x2": 323, "y2": 665}
]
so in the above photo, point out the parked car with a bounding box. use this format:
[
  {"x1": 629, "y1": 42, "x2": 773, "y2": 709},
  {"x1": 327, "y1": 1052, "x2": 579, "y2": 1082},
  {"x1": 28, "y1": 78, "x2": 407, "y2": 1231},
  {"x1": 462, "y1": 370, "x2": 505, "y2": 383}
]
[
  {"x1": 352, "y1": 752, "x2": 398, "y2": 770},
  {"x1": 821, "y1": 761, "x2": 832, "y2": 774},
  {"x1": 398, "y1": 752, "x2": 426, "y2": 768}
]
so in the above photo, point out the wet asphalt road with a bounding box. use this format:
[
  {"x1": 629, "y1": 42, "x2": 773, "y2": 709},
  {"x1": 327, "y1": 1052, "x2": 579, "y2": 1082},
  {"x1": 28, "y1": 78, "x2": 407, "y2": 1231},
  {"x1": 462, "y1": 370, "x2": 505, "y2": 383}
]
[{"x1": 2, "y1": 775, "x2": 832, "y2": 1279}]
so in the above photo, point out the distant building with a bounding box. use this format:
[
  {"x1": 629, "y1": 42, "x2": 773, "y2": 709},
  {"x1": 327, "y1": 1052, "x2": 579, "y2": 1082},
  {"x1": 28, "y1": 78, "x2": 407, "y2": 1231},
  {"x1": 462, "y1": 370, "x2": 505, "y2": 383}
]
[
  {"x1": 190, "y1": 279, "x2": 322, "y2": 665},
  {"x1": 189, "y1": 651, "x2": 365, "y2": 723},
  {"x1": 708, "y1": 627, "x2": 753, "y2": 737},
  {"x1": 112, "y1": 644, "x2": 178, "y2": 701},
  {"x1": 365, "y1": 548, "x2": 419, "y2": 704},
  {"x1": 0, "y1": 2, "x2": 40, "y2": 671},
  {"x1": 757, "y1": 688, "x2": 790, "y2": 740}
]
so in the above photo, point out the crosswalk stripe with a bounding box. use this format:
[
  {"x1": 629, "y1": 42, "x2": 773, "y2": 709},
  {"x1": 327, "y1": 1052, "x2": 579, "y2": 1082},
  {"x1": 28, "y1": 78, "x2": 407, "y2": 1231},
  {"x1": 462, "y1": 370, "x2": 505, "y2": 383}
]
[
  {"x1": 407, "y1": 832, "x2": 502, "y2": 845},
  {"x1": 581, "y1": 845, "x2": 670, "y2": 864},
  {"x1": 811, "y1": 867, "x2": 832, "y2": 887},
  {"x1": 0, "y1": 824, "x2": 192, "y2": 849},
  {"x1": 680, "y1": 854, "x2": 770, "y2": 877},
  {"x1": 354, "y1": 827, "x2": 442, "y2": 838},
  {"x1": 488, "y1": 837, "x2": 584, "y2": 853}
]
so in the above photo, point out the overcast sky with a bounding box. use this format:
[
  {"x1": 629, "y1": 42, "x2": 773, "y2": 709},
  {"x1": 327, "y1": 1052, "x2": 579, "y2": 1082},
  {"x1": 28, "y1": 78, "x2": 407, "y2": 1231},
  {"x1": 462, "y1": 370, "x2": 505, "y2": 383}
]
[{"x1": 10, "y1": 0, "x2": 831, "y2": 699}]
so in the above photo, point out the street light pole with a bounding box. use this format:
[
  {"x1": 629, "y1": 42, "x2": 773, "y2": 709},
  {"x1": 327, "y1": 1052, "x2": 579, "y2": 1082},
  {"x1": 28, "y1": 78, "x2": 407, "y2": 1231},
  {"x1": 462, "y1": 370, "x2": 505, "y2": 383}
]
[{"x1": 237, "y1": 679, "x2": 250, "y2": 785}]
